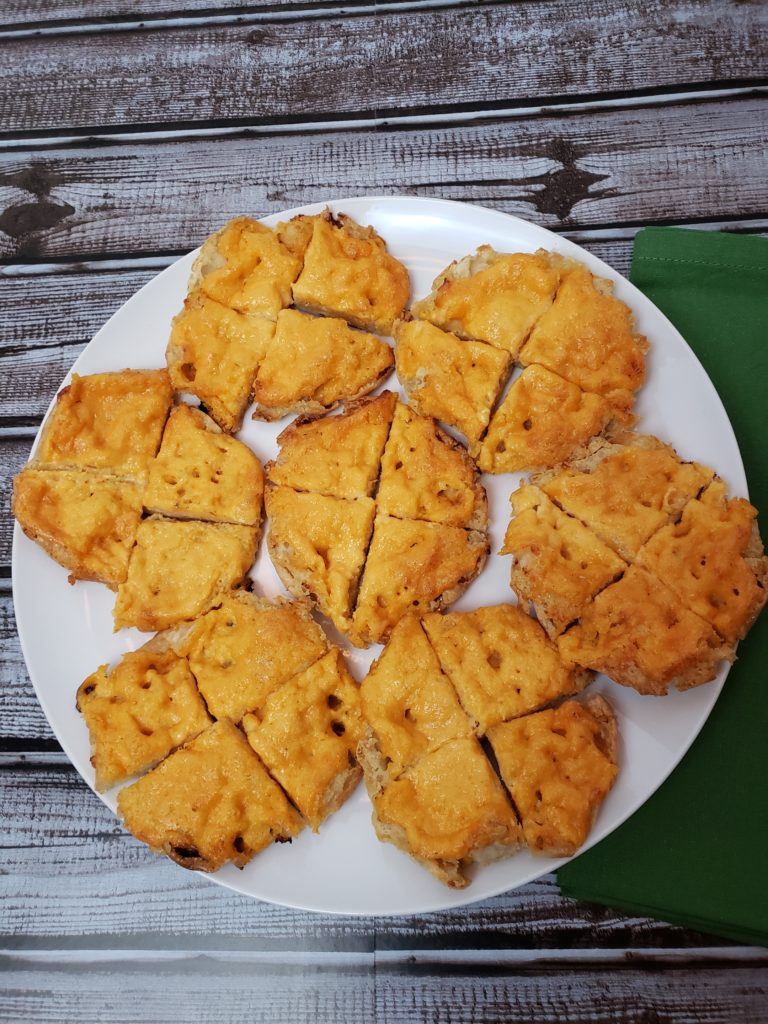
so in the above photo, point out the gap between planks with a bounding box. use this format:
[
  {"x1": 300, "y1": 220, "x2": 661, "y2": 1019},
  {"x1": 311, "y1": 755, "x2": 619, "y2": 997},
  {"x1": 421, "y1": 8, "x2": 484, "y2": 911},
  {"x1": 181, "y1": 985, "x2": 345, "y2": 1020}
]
[{"x1": 0, "y1": 84, "x2": 765, "y2": 152}]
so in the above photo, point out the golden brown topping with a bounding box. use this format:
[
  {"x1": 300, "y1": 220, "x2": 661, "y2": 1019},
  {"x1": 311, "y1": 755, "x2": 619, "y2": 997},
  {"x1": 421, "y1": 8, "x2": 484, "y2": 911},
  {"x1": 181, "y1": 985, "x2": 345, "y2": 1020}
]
[
  {"x1": 117, "y1": 719, "x2": 304, "y2": 872},
  {"x1": 376, "y1": 402, "x2": 487, "y2": 530},
  {"x1": 13, "y1": 468, "x2": 143, "y2": 588},
  {"x1": 266, "y1": 392, "x2": 397, "y2": 500},
  {"x1": 480, "y1": 364, "x2": 613, "y2": 475},
  {"x1": 36, "y1": 370, "x2": 172, "y2": 478},
  {"x1": 76, "y1": 648, "x2": 211, "y2": 791},
  {"x1": 360, "y1": 615, "x2": 472, "y2": 779},
  {"x1": 243, "y1": 648, "x2": 364, "y2": 831},
  {"x1": 166, "y1": 290, "x2": 274, "y2": 433},
  {"x1": 411, "y1": 246, "x2": 561, "y2": 356},
  {"x1": 292, "y1": 211, "x2": 410, "y2": 335},
  {"x1": 557, "y1": 566, "x2": 734, "y2": 695},
  {"x1": 252, "y1": 309, "x2": 393, "y2": 421},
  {"x1": 190, "y1": 216, "x2": 302, "y2": 318},
  {"x1": 394, "y1": 318, "x2": 511, "y2": 447},
  {"x1": 487, "y1": 696, "x2": 618, "y2": 857},
  {"x1": 144, "y1": 404, "x2": 264, "y2": 526},
  {"x1": 113, "y1": 516, "x2": 258, "y2": 632},
  {"x1": 422, "y1": 603, "x2": 590, "y2": 734},
  {"x1": 519, "y1": 266, "x2": 648, "y2": 418}
]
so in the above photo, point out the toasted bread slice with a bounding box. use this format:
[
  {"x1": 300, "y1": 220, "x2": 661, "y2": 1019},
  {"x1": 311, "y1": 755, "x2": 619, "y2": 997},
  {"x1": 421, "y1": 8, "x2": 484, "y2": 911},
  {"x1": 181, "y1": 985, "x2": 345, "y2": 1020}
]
[
  {"x1": 539, "y1": 433, "x2": 714, "y2": 561},
  {"x1": 292, "y1": 211, "x2": 410, "y2": 335},
  {"x1": 360, "y1": 614, "x2": 473, "y2": 779},
  {"x1": 117, "y1": 719, "x2": 304, "y2": 872},
  {"x1": 350, "y1": 515, "x2": 488, "y2": 648},
  {"x1": 154, "y1": 592, "x2": 329, "y2": 723},
  {"x1": 519, "y1": 265, "x2": 649, "y2": 418},
  {"x1": 265, "y1": 485, "x2": 376, "y2": 635},
  {"x1": 242, "y1": 648, "x2": 363, "y2": 831},
  {"x1": 501, "y1": 484, "x2": 627, "y2": 639},
  {"x1": 143, "y1": 404, "x2": 264, "y2": 526},
  {"x1": 487, "y1": 694, "x2": 618, "y2": 857},
  {"x1": 557, "y1": 566, "x2": 734, "y2": 695},
  {"x1": 12, "y1": 467, "x2": 143, "y2": 588},
  {"x1": 266, "y1": 392, "x2": 397, "y2": 500},
  {"x1": 422, "y1": 604, "x2": 591, "y2": 734},
  {"x1": 166, "y1": 290, "x2": 275, "y2": 433},
  {"x1": 113, "y1": 516, "x2": 258, "y2": 632},
  {"x1": 189, "y1": 216, "x2": 302, "y2": 318},
  {"x1": 479, "y1": 365, "x2": 614, "y2": 475},
  {"x1": 358, "y1": 731, "x2": 523, "y2": 888},
  {"x1": 411, "y1": 247, "x2": 561, "y2": 357},
  {"x1": 252, "y1": 308, "x2": 393, "y2": 421},
  {"x1": 394, "y1": 318, "x2": 511, "y2": 448},
  {"x1": 376, "y1": 402, "x2": 488, "y2": 531},
  {"x1": 636, "y1": 479, "x2": 768, "y2": 643},
  {"x1": 35, "y1": 369, "x2": 172, "y2": 478},
  {"x1": 76, "y1": 648, "x2": 211, "y2": 791}
]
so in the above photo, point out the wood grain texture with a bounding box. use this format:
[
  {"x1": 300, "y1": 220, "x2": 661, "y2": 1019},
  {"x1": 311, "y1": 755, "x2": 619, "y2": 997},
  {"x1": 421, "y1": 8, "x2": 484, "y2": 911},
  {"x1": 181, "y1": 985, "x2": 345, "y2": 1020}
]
[
  {"x1": 1, "y1": 0, "x2": 342, "y2": 27},
  {"x1": 1, "y1": 949, "x2": 767, "y2": 1024},
  {"x1": 0, "y1": 2, "x2": 765, "y2": 134},
  {"x1": 1, "y1": 96, "x2": 765, "y2": 264}
]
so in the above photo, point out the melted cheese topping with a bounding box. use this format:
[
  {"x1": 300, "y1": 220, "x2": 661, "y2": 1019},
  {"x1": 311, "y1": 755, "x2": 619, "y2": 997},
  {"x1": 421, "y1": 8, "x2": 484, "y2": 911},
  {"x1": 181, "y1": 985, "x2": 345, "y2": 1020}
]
[
  {"x1": 412, "y1": 247, "x2": 561, "y2": 356},
  {"x1": 519, "y1": 267, "x2": 648, "y2": 416},
  {"x1": 423, "y1": 604, "x2": 587, "y2": 734},
  {"x1": 242, "y1": 649, "x2": 363, "y2": 830},
  {"x1": 488, "y1": 699, "x2": 618, "y2": 856},
  {"x1": 265, "y1": 486, "x2": 376, "y2": 633},
  {"x1": 76, "y1": 649, "x2": 211, "y2": 791},
  {"x1": 351, "y1": 515, "x2": 487, "y2": 647},
  {"x1": 167, "y1": 290, "x2": 275, "y2": 432},
  {"x1": 117, "y1": 719, "x2": 304, "y2": 871},
  {"x1": 542, "y1": 437, "x2": 714, "y2": 560},
  {"x1": 501, "y1": 484, "x2": 626, "y2": 638},
  {"x1": 37, "y1": 370, "x2": 172, "y2": 477},
  {"x1": 557, "y1": 566, "x2": 731, "y2": 695},
  {"x1": 480, "y1": 364, "x2": 612, "y2": 474},
  {"x1": 394, "y1": 319, "x2": 511, "y2": 446},
  {"x1": 13, "y1": 468, "x2": 143, "y2": 587},
  {"x1": 637, "y1": 480, "x2": 767, "y2": 643},
  {"x1": 374, "y1": 736, "x2": 521, "y2": 862},
  {"x1": 197, "y1": 217, "x2": 302, "y2": 318},
  {"x1": 178, "y1": 593, "x2": 328, "y2": 722},
  {"x1": 253, "y1": 309, "x2": 393, "y2": 417},
  {"x1": 292, "y1": 214, "x2": 410, "y2": 335},
  {"x1": 361, "y1": 615, "x2": 472, "y2": 778},
  {"x1": 267, "y1": 392, "x2": 397, "y2": 499},
  {"x1": 113, "y1": 517, "x2": 258, "y2": 632},
  {"x1": 376, "y1": 402, "x2": 487, "y2": 530},
  {"x1": 143, "y1": 405, "x2": 264, "y2": 526}
]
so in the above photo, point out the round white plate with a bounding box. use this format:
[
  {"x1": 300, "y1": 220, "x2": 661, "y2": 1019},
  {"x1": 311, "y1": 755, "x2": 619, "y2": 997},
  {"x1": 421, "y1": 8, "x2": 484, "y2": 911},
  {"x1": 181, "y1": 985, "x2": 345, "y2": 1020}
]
[{"x1": 12, "y1": 196, "x2": 745, "y2": 916}]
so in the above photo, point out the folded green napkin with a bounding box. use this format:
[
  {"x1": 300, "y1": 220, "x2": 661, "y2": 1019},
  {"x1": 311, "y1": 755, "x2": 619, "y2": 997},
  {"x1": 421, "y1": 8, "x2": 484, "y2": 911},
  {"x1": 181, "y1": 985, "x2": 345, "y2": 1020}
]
[{"x1": 557, "y1": 227, "x2": 768, "y2": 947}]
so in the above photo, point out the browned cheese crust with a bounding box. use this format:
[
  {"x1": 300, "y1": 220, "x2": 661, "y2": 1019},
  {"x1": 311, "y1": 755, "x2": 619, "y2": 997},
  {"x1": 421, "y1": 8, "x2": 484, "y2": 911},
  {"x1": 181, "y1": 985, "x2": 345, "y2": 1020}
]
[
  {"x1": 117, "y1": 719, "x2": 304, "y2": 872},
  {"x1": 557, "y1": 566, "x2": 735, "y2": 695},
  {"x1": 487, "y1": 694, "x2": 618, "y2": 857}
]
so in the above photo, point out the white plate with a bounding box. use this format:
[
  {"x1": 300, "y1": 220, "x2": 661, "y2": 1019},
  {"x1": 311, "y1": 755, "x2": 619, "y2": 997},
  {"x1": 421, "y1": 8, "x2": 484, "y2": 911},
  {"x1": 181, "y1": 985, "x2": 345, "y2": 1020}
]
[{"x1": 12, "y1": 196, "x2": 745, "y2": 916}]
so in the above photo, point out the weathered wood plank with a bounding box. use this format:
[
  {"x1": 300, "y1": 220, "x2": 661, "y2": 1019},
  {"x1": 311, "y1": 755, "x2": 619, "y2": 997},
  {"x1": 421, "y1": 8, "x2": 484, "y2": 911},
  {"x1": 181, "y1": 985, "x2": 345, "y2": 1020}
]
[
  {"x1": 1, "y1": 950, "x2": 766, "y2": 1023},
  {"x1": 1, "y1": 0, "x2": 350, "y2": 27},
  {"x1": 1, "y1": 97, "x2": 765, "y2": 264},
  {"x1": 0, "y1": 2, "x2": 764, "y2": 134},
  {"x1": 0, "y1": 593, "x2": 51, "y2": 742},
  {"x1": 0, "y1": 438, "x2": 34, "y2": 569},
  {"x1": 0, "y1": 765, "x2": 728, "y2": 948},
  {"x1": 0, "y1": 951, "x2": 376, "y2": 1024}
]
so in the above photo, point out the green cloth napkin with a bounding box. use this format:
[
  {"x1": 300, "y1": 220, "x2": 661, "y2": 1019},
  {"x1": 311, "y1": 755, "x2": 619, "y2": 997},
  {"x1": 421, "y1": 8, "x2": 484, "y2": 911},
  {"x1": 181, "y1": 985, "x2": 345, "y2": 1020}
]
[{"x1": 557, "y1": 227, "x2": 768, "y2": 947}]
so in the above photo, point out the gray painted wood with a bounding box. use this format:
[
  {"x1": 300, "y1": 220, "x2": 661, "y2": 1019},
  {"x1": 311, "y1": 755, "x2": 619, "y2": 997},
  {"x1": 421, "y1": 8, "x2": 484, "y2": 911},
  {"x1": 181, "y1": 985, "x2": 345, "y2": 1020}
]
[
  {"x1": 0, "y1": 2, "x2": 765, "y2": 134},
  {"x1": 1, "y1": 96, "x2": 766, "y2": 262}
]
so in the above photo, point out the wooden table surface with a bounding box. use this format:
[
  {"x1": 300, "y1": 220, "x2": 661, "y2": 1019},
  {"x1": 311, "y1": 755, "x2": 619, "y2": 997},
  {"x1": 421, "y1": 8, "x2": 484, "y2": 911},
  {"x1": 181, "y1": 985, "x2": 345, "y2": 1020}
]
[{"x1": 2, "y1": 2, "x2": 767, "y2": 1020}]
